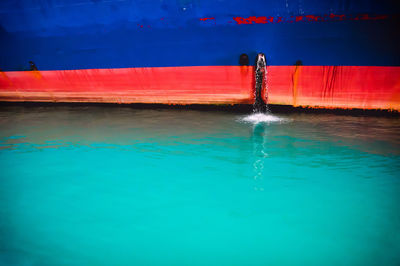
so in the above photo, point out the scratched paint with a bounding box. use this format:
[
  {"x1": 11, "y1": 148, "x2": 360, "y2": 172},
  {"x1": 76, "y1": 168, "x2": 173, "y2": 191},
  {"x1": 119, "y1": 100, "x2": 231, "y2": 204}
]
[
  {"x1": 232, "y1": 13, "x2": 390, "y2": 25},
  {"x1": 199, "y1": 17, "x2": 215, "y2": 21},
  {"x1": 1, "y1": 66, "x2": 399, "y2": 110}
]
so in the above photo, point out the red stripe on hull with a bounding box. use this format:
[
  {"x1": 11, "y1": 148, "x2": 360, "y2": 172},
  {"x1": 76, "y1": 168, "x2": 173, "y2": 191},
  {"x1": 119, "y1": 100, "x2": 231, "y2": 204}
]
[{"x1": 1, "y1": 66, "x2": 399, "y2": 110}]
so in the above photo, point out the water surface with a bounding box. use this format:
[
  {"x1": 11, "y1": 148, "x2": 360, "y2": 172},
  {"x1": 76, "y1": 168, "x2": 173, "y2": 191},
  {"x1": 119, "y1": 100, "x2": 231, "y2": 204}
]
[{"x1": 0, "y1": 105, "x2": 399, "y2": 266}]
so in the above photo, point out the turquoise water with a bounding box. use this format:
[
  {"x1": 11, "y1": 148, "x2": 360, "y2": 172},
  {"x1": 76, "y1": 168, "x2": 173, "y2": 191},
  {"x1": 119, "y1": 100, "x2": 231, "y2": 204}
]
[{"x1": 0, "y1": 105, "x2": 399, "y2": 266}]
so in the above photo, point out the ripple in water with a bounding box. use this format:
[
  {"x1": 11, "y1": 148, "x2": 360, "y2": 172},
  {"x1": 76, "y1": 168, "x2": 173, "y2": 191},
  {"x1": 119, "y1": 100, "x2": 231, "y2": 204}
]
[{"x1": 239, "y1": 112, "x2": 289, "y2": 124}]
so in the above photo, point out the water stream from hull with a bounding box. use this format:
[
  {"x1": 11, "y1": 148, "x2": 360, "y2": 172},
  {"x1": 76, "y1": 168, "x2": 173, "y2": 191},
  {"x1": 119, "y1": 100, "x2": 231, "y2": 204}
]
[
  {"x1": 253, "y1": 53, "x2": 268, "y2": 114},
  {"x1": 242, "y1": 53, "x2": 284, "y2": 124}
]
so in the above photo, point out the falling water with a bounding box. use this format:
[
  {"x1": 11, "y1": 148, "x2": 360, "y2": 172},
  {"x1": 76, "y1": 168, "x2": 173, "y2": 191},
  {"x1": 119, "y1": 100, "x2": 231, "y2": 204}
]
[
  {"x1": 240, "y1": 53, "x2": 288, "y2": 124},
  {"x1": 253, "y1": 53, "x2": 268, "y2": 113}
]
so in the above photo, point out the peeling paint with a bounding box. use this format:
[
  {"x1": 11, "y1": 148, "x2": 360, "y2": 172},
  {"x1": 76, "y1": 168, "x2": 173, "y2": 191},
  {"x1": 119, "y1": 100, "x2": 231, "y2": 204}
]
[{"x1": 232, "y1": 13, "x2": 391, "y2": 25}]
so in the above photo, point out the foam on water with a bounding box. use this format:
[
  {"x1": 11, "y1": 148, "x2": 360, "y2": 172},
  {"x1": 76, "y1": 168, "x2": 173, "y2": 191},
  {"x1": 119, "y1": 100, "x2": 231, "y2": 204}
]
[{"x1": 239, "y1": 112, "x2": 288, "y2": 124}]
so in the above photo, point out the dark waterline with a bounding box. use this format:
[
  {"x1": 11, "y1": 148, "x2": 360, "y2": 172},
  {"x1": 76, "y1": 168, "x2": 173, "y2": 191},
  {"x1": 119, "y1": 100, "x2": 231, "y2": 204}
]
[{"x1": 1, "y1": 102, "x2": 399, "y2": 117}]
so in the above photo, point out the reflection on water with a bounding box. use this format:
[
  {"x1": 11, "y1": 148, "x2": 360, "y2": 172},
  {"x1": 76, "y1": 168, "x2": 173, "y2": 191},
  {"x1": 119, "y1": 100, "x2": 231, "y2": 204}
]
[
  {"x1": 0, "y1": 105, "x2": 400, "y2": 266},
  {"x1": 0, "y1": 106, "x2": 399, "y2": 156},
  {"x1": 251, "y1": 123, "x2": 268, "y2": 191}
]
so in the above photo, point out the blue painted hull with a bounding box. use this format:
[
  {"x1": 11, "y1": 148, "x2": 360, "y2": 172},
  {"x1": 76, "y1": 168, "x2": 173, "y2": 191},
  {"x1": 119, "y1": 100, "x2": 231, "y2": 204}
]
[{"x1": 0, "y1": 0, "x2": 399, "y2": 71}]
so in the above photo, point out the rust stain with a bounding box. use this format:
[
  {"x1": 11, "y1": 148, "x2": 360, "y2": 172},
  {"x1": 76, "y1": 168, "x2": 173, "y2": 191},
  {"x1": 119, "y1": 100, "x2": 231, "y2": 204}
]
[
  {"x1": 0, "y1": 70, "x2": 14, "y2": 87},
  {"x1": 292, "y1": 64, "x2": 302, "y2": 107},
  {"x1": 239, "y1": 65, "x2": 252, "y2": 95},
  {"x1": 30, "y1": 70, "x2": 42, "y2": 79},
  {"x1": 388, "y1": 74, "x2": 400, "y2": 109},
  {"x1": 322, "y1": 66, "x2": 338, "y2": 102}
]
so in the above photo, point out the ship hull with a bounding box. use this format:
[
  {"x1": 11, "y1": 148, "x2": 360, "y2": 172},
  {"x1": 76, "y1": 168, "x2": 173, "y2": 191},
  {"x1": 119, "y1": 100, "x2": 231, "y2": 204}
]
[
  {"x1": 1, "y1": 0, "x2": 399, "y2": 110},
  {"x1": 1, "y1": 65, "x2": 399, "y2": 110}
]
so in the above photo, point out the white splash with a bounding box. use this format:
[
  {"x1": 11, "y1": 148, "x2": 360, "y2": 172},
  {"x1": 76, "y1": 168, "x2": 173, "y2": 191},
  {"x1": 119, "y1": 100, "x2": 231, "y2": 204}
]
[{"x1": 239, "y1": 112, "x2": 288, "y2": 124}]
